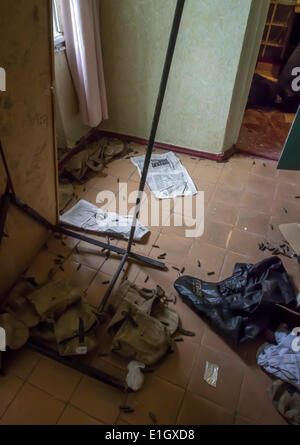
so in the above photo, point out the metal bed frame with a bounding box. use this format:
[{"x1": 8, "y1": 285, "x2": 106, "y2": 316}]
[{"x1": 0, "y1": 0, "x2": 185, "y2": 390}]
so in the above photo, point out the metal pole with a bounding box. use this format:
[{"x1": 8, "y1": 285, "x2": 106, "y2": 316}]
[
  {"x1": 10, "y1": 194, "x2": 166, "y2": 269},
  {"x1": 0, "y1": 140, "x2": 16, "y2": 197},
  {"x1": 126, "y1": 0, "x2": 185, "y2": 254},
  {"x1": 27, "y1": 341, "x2": 126, "y2": 391}
]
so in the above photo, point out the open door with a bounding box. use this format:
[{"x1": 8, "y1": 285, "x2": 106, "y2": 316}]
[
  {"x1": 0, "y1": 0, "x2": 58, "y2": 297},
  {"x1": 278, "y1": 105, "x2": 300, "y2": 170}
]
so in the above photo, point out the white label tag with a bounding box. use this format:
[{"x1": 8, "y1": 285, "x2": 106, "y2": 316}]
[
  {"x1": 0, "y1": 68, "x2": 6, "y2": 92},
  {"x1": 75, "y1": 346, "x2": 88, "y2": 355}
]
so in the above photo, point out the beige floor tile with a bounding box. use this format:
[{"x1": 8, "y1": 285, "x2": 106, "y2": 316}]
[
  {"x1": 192, "y1": 164, "x2": 222, "y2": 184},
  {"x1": 54, "y1": 258, "x2": 97, "y2": 291},
  {"x1": 191, "y1": 179, "x2": 216, "y2": 204},
  {"x1": 182, "y1": 263, "x2": 220, "y2": 283},
  {"x1": 4, "y1": 348, "x2": 40, "y2": 380},
  {"x1": 115, "y1": 419, "x2": 131, "y2": 425},
  {"x1": 202, "y1": 219, "x2": 233, "y2": 249},
  {"x1": 135, "y1": 264, "x2": 179, "y2": 295},
  {"x1": 86, "y1": 271, "x2": 112, "y2": 308},
  {"x1": 236, "y1": 208, "x2": 270, "y2": 237},
  {"x1": 70, "y1": 240, "x2": 107, "y2": 271},
  {"x1": 251, "y1": 160, "x2": 278, "y2": 179},
  {"x1": 237, "y1": 367, "x2": 287, "y2": 425},
  {"x1": 150, "y1": 233, "x2": 192, "y2": 267},
  {"x1": 211, "y1": 183, "x2": 244, "y2": 206},
  {"x1": 57, "y1": 405, "x2": 104, "y2": 425},
  {"x1": 207, "y1": 201, "x2": 239, "y2": 226},
  {"x1": 219, "y1": 164, "x2": 249, "y2": 190},
  {"x1": 228, "y1": 229, "x2": 265, "y2": 258},
  {"x1": 70, "y1": 376, "x2": 126, "y2": 424},
  {"x1": 188, "y1": 345, "x2": 245, "y2": 412},
  {"x1": 274, "y1": 181, "x2": 299, "y2": 203},
  {"x1": 219, "y1": 251, "x2": 257, "y2": 281},
  {"x1": 81, "y1": 187, "x2": 117, "y2": 211},
  {"x1": 105, "y1": 158, "x2": 136, "y2": 181},
  {"x1": 277, "y1": 169, "x2": 300, "y2": 185},
  {"x1": 175, "y1": 153, "x2": 199, "y2": 176},
  {"x1": 2, "y1": 383, "x2": 65, "y2": 425},
  {"x1": 28, "y1": 357, "x2": 82, "y2": 402},
  {"x1": 271, "y1": 197, "x2": 300, "y2": 221},
  {"x1": 162, "y1": 214, "x2": 203, "y2": 240},
  {"x1": 25, "y1": 248, "x2": 59, "y2": 285},
  {"x1": 138, "y1": 196, "x2": 172, "y2": 230},
  {"x1": 234, "y1": 414, "x2": 260, "y2": 425},
  {"x1": 173, "y1": 299, "x2": 207, "y2": 345},
  {"x1": 240, "y1": 190, "x2": 274, "y2": 214},
  {"x1": 86, "y1": 174, "x2": 121, "y2": 196},
  {"x1": 267, "y1": 215, "x2": 297, "y2": 244},
  {"x1": 177, "y1": 392, "x2": 234, "y2": 425},
  {"x1": 154, "y1": 340, "x2": 198, "y2": 389},
  {"x1": 99, "y1": 252, "x2": 124, "y2": 276},
  {"x1": 228, "y1": 154, "x2": 255, "y2": 170},
  {"x1": 46, "y1": 234, "x2": 79, "y2": 258},
  {"x1": 185, "y1": 240, "x2": 226, "y2": 277},
  {"x1": 0, "y1": 374, "x2": 23, "y2": 418},
  {"x1": 118, "y1": 231, "x2": 160, "y2": 257},
  {"x1": 197, "y1": 158, "x2": 225, "y2": 170},
  {"x1": 201, "y1": 326, "x2": 245, "y2": 363},
  {"x1": 91, "y1": 355, "x2": 128, "y2": 383},
  {"x1": 246, "y1": 174, "x2": 276, "y2": 198},
  {"x1": 120, "y1": 376, "x2": 184, "y2": 425}
]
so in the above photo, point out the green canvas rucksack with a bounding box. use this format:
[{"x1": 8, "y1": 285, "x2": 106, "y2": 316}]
[{"x1": 107, "y1": 281, "x2": 179, "y2": 366}]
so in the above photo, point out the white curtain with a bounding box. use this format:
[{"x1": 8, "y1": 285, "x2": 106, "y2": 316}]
[{"x1": 60, "y1": 0, "x2": 108, "y2": 127}]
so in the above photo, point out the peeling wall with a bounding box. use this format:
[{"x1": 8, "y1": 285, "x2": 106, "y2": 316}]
[
  {"x1": 99, "y1": 0, "x2": 265, "y2": 155},
  {"x1": 0, "y1": 0, "x2": 57, "y2": 297}
]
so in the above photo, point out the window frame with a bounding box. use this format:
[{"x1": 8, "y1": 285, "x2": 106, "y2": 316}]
[{"x1": 53, "y1": 0, "x2": 65, "y2": 47}]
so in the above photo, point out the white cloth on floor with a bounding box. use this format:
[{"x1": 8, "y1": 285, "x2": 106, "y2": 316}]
[{"x1": 257, "y1": 330, "x2": 300, "y2": 389}]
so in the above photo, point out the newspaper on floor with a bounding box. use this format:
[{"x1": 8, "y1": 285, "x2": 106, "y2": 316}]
[
  {"x1": 60, "y1": 200, "x2": 149, "y2": 241},
  {"x1": 131, "y1": 151, "x2": 197, "y2": 199}
]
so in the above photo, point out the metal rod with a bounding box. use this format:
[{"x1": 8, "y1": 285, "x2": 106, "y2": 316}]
[
  {"x1": 0, "y1": 140, "x2": 16, "y2": 197},
  {"x1": 0, "y1": 185, "x2": 11, "y2": 244},
  {"x1": 98, "y1": 253, "x2": 129, "y2": 312},
  {"x1": 126, "y1": 0, "x2": 185, "y2": 254},
  {"x1": 10, "y1": 194, "x2": 166, "y2": 269},
  {"x1": 27, "y1": 341, "x2": 126, "y2": 391}
]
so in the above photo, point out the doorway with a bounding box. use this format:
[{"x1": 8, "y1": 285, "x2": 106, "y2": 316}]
[{"x1": 237, "y1": 0, "x2": 300, "y2": 161}]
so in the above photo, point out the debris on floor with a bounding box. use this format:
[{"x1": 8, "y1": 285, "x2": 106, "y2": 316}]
[
  {"x1": 174, "y1": 257, "x2": 297, "y2": 345},
  {"x1": 268, "y1": 380, "x2": 300, "y2": 426},
  {"x1": 59, "y1": 136, "x2": 126, "y2": 183},
  {"x1": 60, "y1": 199, "x2": 149, "y2": 241},
  {"x1": 1, "y1": 278, "x2": 98, "y2": 356},
  {"x1": 204, "y1": 361, "x2": 219, "y2": 388},
  {"x1": 125, "y1": 360, "x2": 146, "y2": 391},
  {"x1": 257, "y1": 326, "x2": 300, "y2": 390},
  {"x1": 107, "y1": 281, "x2": 179, "y2": 366},
  {"x1": 279, "y1": 223, "x2": 300, "y2": 264},
  {"x1": 59, "y1": 183, "x2": 75, "y2": 212},
  {"x1": 258, "y1": 240, "x2": 295, "y2": 259},
  {"x1": 131, "y1": 151, "x2": 197, "y2": 199}
]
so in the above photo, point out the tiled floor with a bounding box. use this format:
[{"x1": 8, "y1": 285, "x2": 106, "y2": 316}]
[
  {"x1": 1, "y1": 145, "x2": 300, "y2": 425},
  {"x1": 237, "y1": 109, "x2": 292, "y2": 161}
]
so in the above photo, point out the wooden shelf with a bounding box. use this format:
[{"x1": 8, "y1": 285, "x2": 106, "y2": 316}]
[
  {"x1": 270, "y1": 0, "x2": 297, "y2": 5},
  {"x1": 262, "y1": 40, "x2": 284, "y2": 48},
  {"x1": 260, "y1": 0, "x2": 296, "y2": 61},
  {"x1": 266, "y1": 21, "x2": 288, "y2": 27}
]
